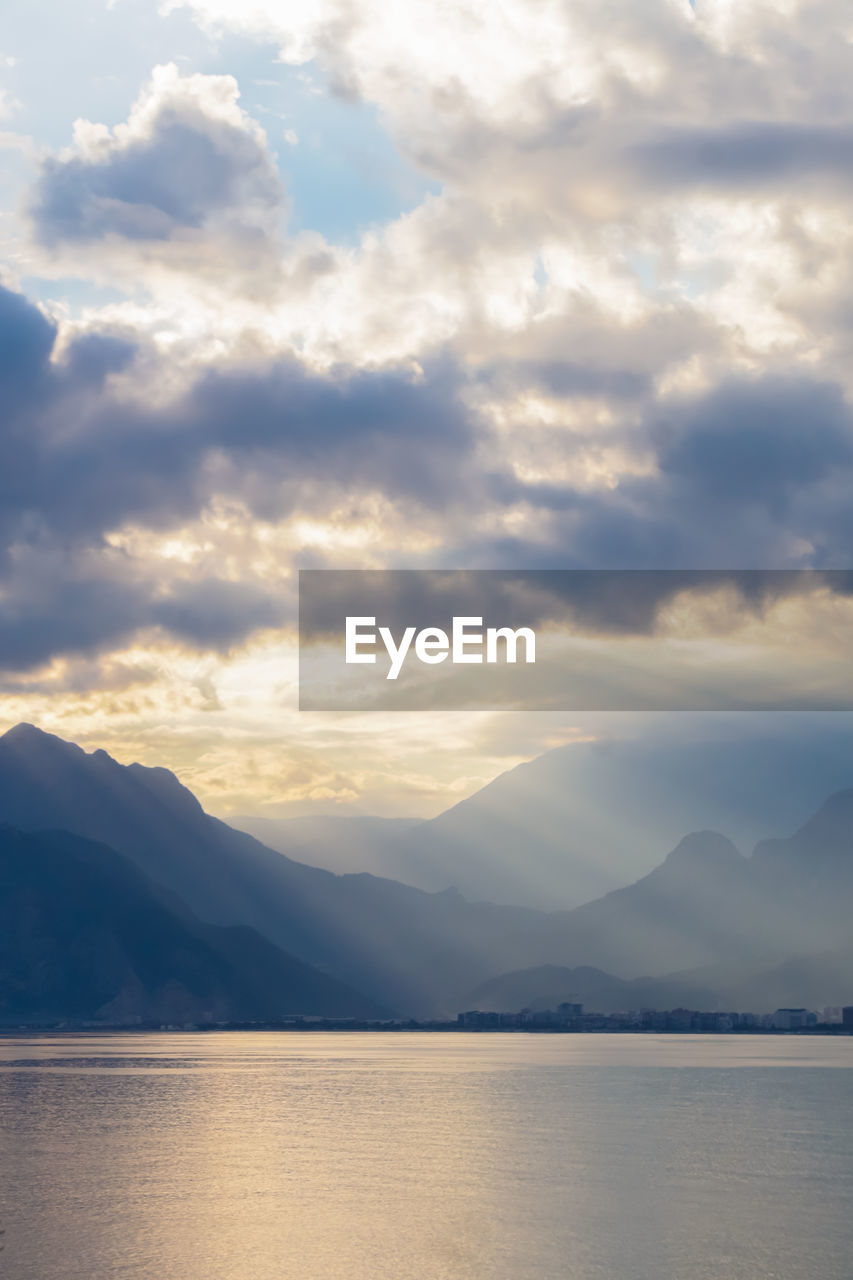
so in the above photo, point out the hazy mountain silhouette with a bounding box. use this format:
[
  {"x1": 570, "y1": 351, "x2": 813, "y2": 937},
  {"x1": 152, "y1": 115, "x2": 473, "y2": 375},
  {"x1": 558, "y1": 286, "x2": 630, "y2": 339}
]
[
  {"x1": 517, "y1": 831, "x2": 759, "y2": 976},
  {"x1": 234, "y1": 815, "x2": 420, "y2": 881},
  {"x1": 464, "y1": 963, "x2": 718, "y2": 1016},
  {"x1": 533, "y1": 814, "x2": 853, "y2": 979},
  {"x1": 0, "y1": 725, "x2": 557, "y2": 1015},
  {"x1": 463, "y1": 803, "x2": 853, "y2": 1008},
  {"x1": 0, "y1": 825, "x2": 384, "y2": 1024},
  {"x1": 752, "y1": 788, "x2": 853, "y2": 906},
  {"x1": 235, "y1": 732, "x2": 853, "y2": 910},
  {"x1": 720, "y1": 945, "x2": 853, "y2": 1012},
  {"x1": 2, "y1": 724, "x2": 853, "y2": 1016}
]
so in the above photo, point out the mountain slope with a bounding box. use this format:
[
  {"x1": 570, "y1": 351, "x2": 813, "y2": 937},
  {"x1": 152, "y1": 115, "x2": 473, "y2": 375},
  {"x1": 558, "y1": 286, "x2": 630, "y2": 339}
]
[
  {"x1": 464, "y1": 963, "x2": 719, "y2": 1016},
  {"x1": 0, "y1": 725, "x2": 559, "y2": 1015},
  {"x1": 233, "y1": 815, "x2": 421, "y2": 882},
  {"x1": 534, "y1": 832, "x2": 761, "y2": 975},
  {"x1": 0, "y1": 825, "x2": 384, "y2": 1024},
  {"x1": 3, "y1": 724, "x2": 853, "y2": 1015},
  {"x1": 235, "y1": 731, "x2": 853, "y2": 911},
  {"x1": 720, "y1": 945, "x2": 853, "y2": 1012},
  {"x1": 751, "y1": 788, "x2": 853, "y2": 939}
]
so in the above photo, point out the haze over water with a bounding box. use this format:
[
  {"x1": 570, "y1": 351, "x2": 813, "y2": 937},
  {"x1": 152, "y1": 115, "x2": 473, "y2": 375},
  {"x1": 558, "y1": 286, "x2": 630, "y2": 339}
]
[{"x1": 1, "y1": 1033, "x2": 852, "y2": 1280}]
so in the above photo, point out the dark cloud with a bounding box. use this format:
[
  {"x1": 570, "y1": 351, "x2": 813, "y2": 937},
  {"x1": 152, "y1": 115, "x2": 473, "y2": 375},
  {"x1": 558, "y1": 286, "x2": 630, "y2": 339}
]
[
  {"x1": 0, "y1": 557, "x2": 148, "y2": 669},
  {"x1": 445, "y1": 375, "x2": 853, "y2": 571},
  {"x1": 299, "y1": 568, "x2": 853, "y2": 649},
  {"x1": 151, "y1": 578, "x2": 286, "y2": 647},
  {"x1": 189, "y1": 352, "x2": 471, "y2": 500},
  {"x1": 0, "y1": 284, "x2": 474, "y2": 668},
  {"x1": 0, "y1": 285, "x2": 473, "y2": 536},
  {"x1": 0, "y1": 558, "x2": 287, "y2": 671},
  {"x1": 482, "y1": 358, "x2": 650, "y2": 401},
  {"x1": 658, "y1": 378, "x2": 853, "y2": 512},
  {"x1": 630, "y1": 122, "x2": 853, "y2": 193},
  {"x1": 5, "y1": 268, "x2": 853, "y2": 673},
  {"x1": 0, "y1": 286, "x2": 55, "y2": 389}
]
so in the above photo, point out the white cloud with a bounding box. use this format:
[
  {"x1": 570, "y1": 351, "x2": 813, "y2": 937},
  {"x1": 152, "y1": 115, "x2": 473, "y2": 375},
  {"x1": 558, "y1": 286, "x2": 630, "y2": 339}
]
[
  {"x1": 0, "y1": 87, "x2": 21, "y2": 120},
  {"x1": 29, "y1": 63, "x2": 287, "y2": 290},
  {"x1": 6, "y1": 2, "x2": 853, "y2": 810},
  {"x1": 124, "y1": 4, "x2": 852, "y2": 387}
]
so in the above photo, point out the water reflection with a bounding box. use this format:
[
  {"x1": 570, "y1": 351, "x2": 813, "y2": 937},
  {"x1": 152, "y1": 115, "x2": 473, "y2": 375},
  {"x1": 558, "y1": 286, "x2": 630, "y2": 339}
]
[{"x1": 1, "y1": 1033, "x2": 852, "y2": 1280}]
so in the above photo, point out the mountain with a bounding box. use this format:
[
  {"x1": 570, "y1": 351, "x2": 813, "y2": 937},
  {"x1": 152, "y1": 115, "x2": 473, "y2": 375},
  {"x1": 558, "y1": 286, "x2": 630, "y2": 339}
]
[
  {"x1": 465, "y1": 796, "x2": 853, "y2": 1012},
  {"x1": 527, "y1": 831, "x2": 761, "y2": 976},
  {"x1": 235, "y1": 730, "x2": 853, "y2": 910},
  {"x1": 464, "y1": 963, "x2": 719, "y2": 1016},
  {"x1": 0, "y1": 825, "x2": 384, "y2": 1025},
  {"x1": 720, "y1": 945, "x2": 853, "y2": 1013},
  {"x1": 2, "y1": 724, "x2": 853, "y2": 1016},
  {"x1": 543, "y1": 800, "x2": 853, "y2": 981},
  {"x1": 233, "y1": 815, "x2": 420, "y2": 882},
  {"x1": 0, "y1": 724, "x2": 561, "y2": 1015},
  {"x1": 751, "y1": 788, "x2": 853, "y2": 910}
]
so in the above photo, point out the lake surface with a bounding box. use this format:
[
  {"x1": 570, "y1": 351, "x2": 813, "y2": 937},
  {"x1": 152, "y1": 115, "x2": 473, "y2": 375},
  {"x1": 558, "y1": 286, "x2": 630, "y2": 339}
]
[{"x1": 1, "y1": 1032, "x2": 852, "y2": 1280}]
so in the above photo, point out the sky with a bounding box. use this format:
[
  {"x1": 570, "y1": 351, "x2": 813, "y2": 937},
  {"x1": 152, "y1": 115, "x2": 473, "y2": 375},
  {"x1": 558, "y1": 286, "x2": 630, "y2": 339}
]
[{"x1": 2, "y1": 0, "x2": 853, "y2": 820}]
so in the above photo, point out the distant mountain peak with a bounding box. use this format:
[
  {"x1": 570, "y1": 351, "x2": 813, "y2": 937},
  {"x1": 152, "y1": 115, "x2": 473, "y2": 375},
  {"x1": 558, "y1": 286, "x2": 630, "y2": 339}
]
[
  {"x1": 807, "y1": 787, "x2": 853, "y2": 820},
  {"x1": 0, "y1": 733, "x2": 228, "y2": 843},
  {"x1": 0, "y1": 722, "x2": 90, "y2": 762},
  {"x1": 1, "y1": 721, "x2": 34, "y2": 738},
  {"x1": 797, "y1": 787, "x2": 853, "y2": 849},
  {"x1": 663, "y1": 830, "x2": 743, "y2": 867},
  {"x1": 2, "y1": 722, "x2": 63, "y2": 746},
  {"x1": 752, "y1": 785, "x2": 853, "y2": 867}
]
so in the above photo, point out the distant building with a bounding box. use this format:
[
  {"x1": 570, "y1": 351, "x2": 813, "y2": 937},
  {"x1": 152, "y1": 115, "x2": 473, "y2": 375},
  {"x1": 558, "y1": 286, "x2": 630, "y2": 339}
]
[
  {"x1": 667, "y1": 1009, "x2": 694, "y2": 1031},
  {"x1": 822, "y1": 1007, "x2": 843, "y2": 1025},
  {"x1": 771, "y1": 1008, "x2": 809, "y2": 1030},
  {"x1": 459, "y1": 1004, "x2": 584, "y2": 1029},
  {"x1": 454, "y1": 1003, "x2": 840, "y2": 1035},
  {"x1": 843, "y1": 1007, "x2": 853, "y2": 1029},
  {"x1": 457, "y1": 1010, "x2": 519, "y2": 1028}
]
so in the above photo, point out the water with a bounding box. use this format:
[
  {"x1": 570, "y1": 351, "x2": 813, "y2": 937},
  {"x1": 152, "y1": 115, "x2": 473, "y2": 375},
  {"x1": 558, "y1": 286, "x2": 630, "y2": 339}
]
[{"x1": 1, "y1": 1032, "x2": 852, "y2": 1280}]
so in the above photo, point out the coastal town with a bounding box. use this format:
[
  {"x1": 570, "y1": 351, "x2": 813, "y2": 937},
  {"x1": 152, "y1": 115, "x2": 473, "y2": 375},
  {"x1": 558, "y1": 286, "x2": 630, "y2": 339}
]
[{"x1": 22, "y1": 1002, "x2": 853, "y2": 1035}]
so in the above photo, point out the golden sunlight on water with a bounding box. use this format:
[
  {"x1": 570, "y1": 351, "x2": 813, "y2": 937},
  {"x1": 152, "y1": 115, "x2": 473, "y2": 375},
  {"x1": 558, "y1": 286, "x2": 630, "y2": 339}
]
[{"x1": 1, "y1": 1032, "x2": 852, "y2": 1280}]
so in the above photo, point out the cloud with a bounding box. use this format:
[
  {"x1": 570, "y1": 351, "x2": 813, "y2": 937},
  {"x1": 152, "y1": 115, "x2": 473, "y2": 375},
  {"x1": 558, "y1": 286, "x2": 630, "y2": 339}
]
[
  {"x1": 29, "y1": 63, "x2": 286, "y2": 281},
  {"x1": 0, "y1": 280, "x2": 55, "y2": 403},
  {"x1": 436, "y1": 374, "x2": 853, "y2": 572},
  {"x1": 658, "y1": 378, "x2": 853, "y2": 509},
  {"x1": 5, "y1": 266, "x2": 853, "y2": 674},
  {"x1": 631, "y1": 123, "x2": 853, "y2": 194},
  {"x1": 7, "y1": 4, "x2": 853, "y2": 686},
  {"x1": 151, "y1": 577, "x2": 287, "y2": 648},
  {"x1": 0, "y1": 88, "x2": 20, "y2": 121},
  {"x1": 7, "y1": 262, "x2": 853, "y2": 674},
  {"x1": 166, "y1": 2, "x2": 853, "y2": 200},
  {"x1": 154, "y1": 0, "x2": 853, "y2": 374},
  {"x1": 3, "y1": 1, "x2": 853, "y2": 817},
  {"x1": 559, "y1": 376, "x2": 853, "y2": 569},
  {"x1": 299, "y1": 567, "x2": 853, "y2": 655},
  {"x1": 0, "y1": 282, "x2": 479, "y2": 669},
  {"x1": 1, "y1": 283, "x2": 474, "y2": 525}
]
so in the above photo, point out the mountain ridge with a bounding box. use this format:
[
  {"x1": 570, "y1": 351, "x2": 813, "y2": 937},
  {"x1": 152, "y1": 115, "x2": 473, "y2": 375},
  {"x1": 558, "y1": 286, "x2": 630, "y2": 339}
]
[
  {"x1": 230, "y1": 731, "x2": 853, "y2": 910},
  {"x1": 0, "y1": 823, "x2": 385, "y2": 1024},
  {"x1": 3, "y1": 723, "x2": 853, "y2": 1015}
]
